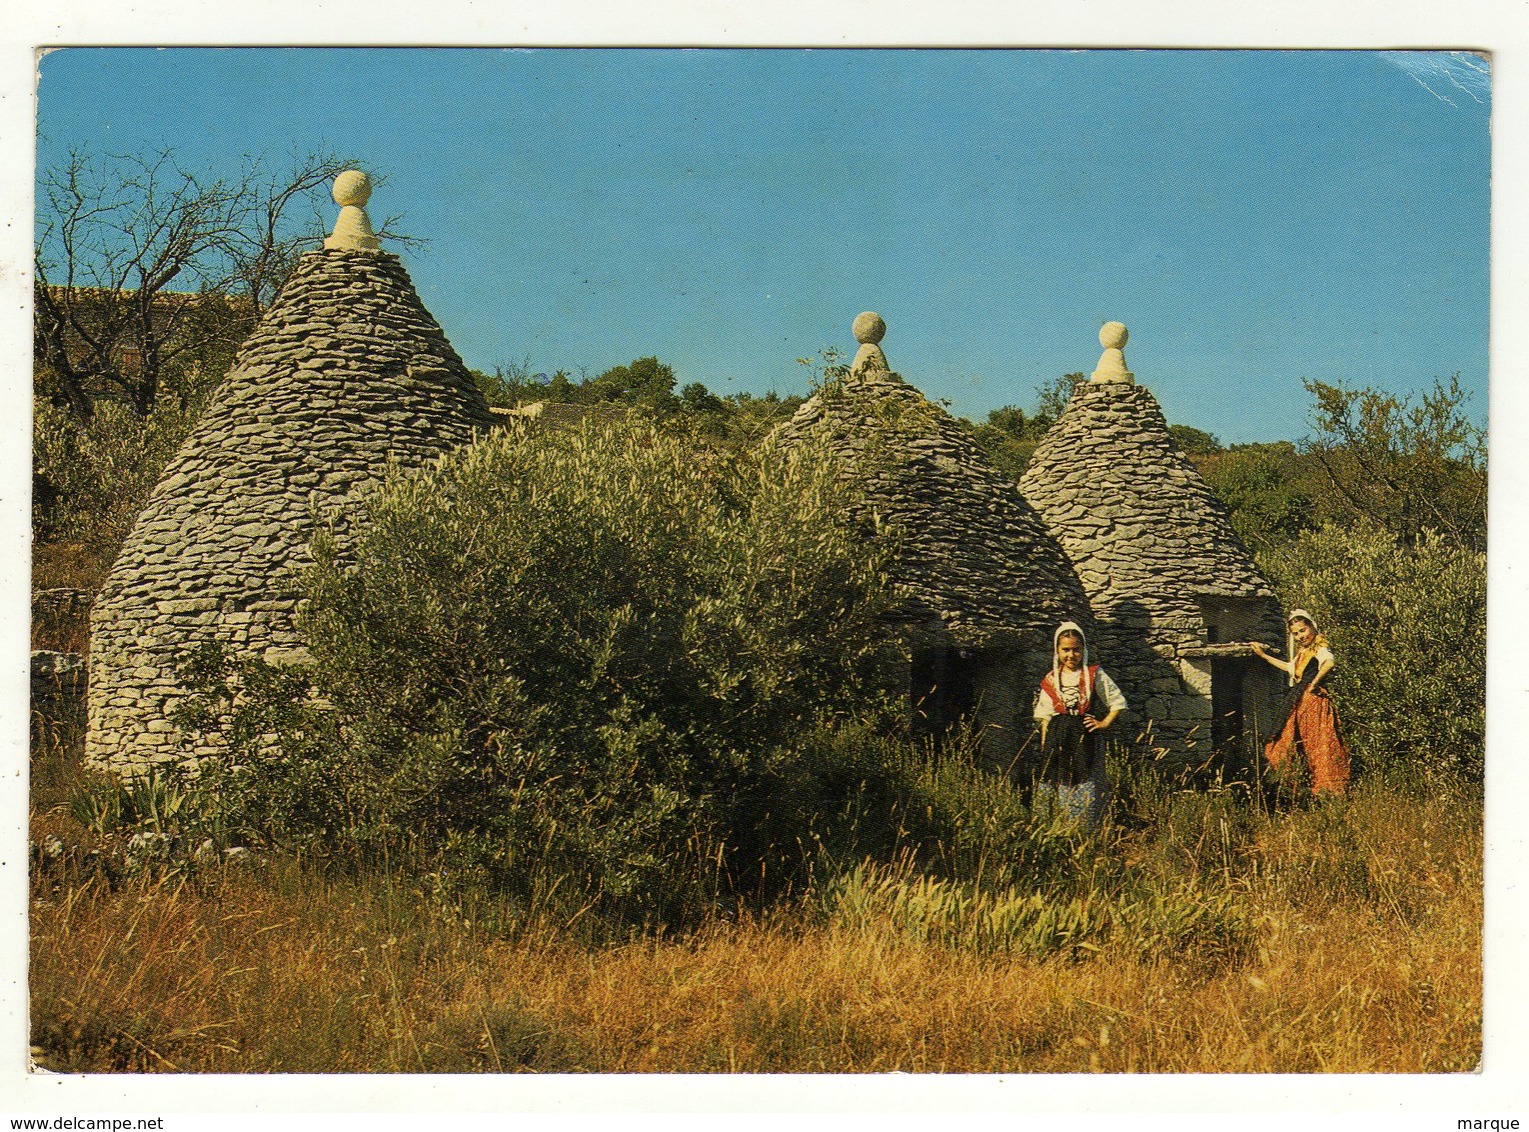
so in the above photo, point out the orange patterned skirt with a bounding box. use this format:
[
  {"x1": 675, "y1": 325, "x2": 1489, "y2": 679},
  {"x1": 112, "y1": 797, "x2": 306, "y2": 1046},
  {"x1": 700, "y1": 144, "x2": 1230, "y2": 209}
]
[{"x1": 1264, "y1": 687, "x2": 1351, "y2": 796}]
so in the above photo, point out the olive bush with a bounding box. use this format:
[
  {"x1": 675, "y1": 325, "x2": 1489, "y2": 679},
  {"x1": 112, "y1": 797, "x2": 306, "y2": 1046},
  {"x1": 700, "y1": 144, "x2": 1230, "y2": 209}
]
[{"x1": 183, "y1": 420, "x2": 907, "y2": 923}]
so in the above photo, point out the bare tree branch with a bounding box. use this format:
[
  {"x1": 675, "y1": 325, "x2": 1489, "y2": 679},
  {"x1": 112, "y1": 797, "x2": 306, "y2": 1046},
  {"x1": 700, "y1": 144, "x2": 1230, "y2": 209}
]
[
  {"x1": 1300, "y1": 375, "x2": 1486, "y2": 550},
  {"x1": 35, "y1": 148, "x2": 365, "y2": 419}
]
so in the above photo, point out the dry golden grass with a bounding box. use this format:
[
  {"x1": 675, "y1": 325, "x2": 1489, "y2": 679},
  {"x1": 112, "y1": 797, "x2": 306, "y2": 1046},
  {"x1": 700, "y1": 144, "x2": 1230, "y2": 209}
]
[{"x1": 29, "y1": 780, "x2": 1481, "y2": 1074}]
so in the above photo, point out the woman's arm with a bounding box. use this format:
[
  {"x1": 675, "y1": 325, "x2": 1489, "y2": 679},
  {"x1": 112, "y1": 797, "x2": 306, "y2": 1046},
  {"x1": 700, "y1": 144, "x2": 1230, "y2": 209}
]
[
  {"x1": 1307, "y1": 656, "x2": 1336, "y2": 691},
  {"x1": 1248, "y1": 641, "x2": 1292, "y2": 675}
]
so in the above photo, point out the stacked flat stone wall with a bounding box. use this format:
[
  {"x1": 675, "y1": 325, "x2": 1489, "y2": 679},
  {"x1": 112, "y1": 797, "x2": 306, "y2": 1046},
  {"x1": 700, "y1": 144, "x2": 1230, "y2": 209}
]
[
  {"x1": 776, "y1": 373, "x2": 1090, "y2": 652},
  {"x1": 32, "y1": 587, "x2": 92, "y2": 666},
  {"x1": 88, "y1": 248, "x2": 496, "y2": 775},
  {"x1": 33, "y1": 587, "x2": 92, "y2": 631},
  {"x1": 31, "y1": 650, "x2": 87, "y2": 724},
  {"x1": 1019, "y1": 381, "x2": 1285, "y2": 761}
]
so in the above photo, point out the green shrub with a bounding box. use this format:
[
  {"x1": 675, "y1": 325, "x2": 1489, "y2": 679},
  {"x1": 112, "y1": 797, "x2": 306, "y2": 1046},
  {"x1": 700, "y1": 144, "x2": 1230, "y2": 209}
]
[
  {"x1": 823, "y1": 861, "x2": 1111, "y2": 959},
  {"x1": 1197, "y1": 441, "x2": 1318, "y2": 552},
  {"x1": 901, "y1": 732, "x2": 1088, "y2": 892},
  {"x1": 739, "y1": 723, "x2": 1087, "y2": 898},
  {"x1": 32, "y1": 397, "x2": 199, "y2": 582},
  {"x1": 180, "y1": 419, "x2": 906, "y2": 925},
  {"x1": 1111, "y1": 876, "x2": 1255, "y2": 963},
  {"x1": 1258, "y1": 519, "x2": 1485, "y2": 785}
]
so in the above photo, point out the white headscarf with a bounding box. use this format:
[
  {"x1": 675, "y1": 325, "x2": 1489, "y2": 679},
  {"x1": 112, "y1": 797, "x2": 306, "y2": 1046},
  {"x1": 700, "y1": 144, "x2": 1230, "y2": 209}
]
[
  {"x1": 1285, "y1": 608, "x2": 1323, "y2": 687},
  {"x1": 1052, "y1": 620, "x2": 1093, "y2": 706}
]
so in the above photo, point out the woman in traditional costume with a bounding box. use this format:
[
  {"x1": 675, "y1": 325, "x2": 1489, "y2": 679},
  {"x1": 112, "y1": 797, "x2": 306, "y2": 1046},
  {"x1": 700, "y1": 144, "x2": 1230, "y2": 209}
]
[
  {"x1": 1033, "y1": 621, "x2": 1126, "y2": 831},
  {"x1": 1250, "y1": 609, "x2": 1351, "y2": 797}
]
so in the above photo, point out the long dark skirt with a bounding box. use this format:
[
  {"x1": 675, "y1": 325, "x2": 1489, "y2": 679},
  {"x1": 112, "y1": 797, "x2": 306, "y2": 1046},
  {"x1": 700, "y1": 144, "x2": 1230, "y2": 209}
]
[
  {"x1": 1036, "y1": 714, "x2": 1108, "y2": 830},
  {"x1": 1264, "y1": 657, "x2": 1322, "y2": 748}
]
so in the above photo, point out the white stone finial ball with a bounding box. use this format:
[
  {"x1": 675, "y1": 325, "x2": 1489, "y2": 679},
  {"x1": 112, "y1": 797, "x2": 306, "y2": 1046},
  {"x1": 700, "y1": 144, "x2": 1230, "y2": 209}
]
[
  {"x1": 1100, "y1": 321, "x2": 1129, "y2": 350},
  {"x1": 853, "y1": 311, "x2": 887, "y2": 345},
  {"x1": 332, "y1": 170, "x2": 373, "y2": 208}
]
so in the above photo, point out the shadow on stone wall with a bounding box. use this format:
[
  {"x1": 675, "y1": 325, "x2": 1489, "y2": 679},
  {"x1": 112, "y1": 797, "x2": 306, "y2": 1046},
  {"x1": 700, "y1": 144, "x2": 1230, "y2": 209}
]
[
  {"x1": 909, "y1": 629, "x2": 1084, "y2": 796},
  {"x1": 1091, "y1": 598, "x2": 1233, "y2": 785}
]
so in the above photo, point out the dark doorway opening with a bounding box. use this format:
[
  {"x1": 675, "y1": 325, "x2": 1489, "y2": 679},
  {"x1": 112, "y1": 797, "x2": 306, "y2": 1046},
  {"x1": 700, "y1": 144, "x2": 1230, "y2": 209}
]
[
  {"x1": 1211, "y1": 655, "x2": 1260, "y2": 784},
  {"x1": 1210, "y1": 657, "x2": 1252, "y2": 748},
  {"x1": 909, "y1": 645, "x2": 977, "y2": 738}
]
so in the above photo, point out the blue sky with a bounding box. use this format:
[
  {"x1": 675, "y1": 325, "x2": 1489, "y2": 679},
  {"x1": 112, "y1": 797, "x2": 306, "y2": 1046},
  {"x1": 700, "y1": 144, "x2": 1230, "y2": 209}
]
[{"x1": 35, "y1": 47, "x2": 1490, "y2": 444}]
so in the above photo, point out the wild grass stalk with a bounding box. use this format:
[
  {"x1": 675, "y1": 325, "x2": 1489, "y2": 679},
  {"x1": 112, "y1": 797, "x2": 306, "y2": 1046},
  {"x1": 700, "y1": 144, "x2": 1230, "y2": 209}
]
[{"x1": 29, "y1": 718, "x2": 1481, "y2": 1073}]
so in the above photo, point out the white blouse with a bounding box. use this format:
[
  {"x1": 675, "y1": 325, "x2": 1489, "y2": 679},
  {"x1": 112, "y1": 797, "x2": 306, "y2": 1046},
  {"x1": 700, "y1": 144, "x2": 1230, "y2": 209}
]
[{"x1": 1034, "y1": 667, "x2": 1128, "y2": 721}]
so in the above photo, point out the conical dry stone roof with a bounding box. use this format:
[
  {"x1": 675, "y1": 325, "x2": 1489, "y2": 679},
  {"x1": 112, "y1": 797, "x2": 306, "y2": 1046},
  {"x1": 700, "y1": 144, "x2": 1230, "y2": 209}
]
[
  {"x1": 88, "y1": 177, "x2": 495, "y2": 773},
  {"x1": 773, "y1": 313, "x2": 1089, "y2": 651},
  {"x1": 1018, "y1": 324, "x2": 1275, "y2": 618}
]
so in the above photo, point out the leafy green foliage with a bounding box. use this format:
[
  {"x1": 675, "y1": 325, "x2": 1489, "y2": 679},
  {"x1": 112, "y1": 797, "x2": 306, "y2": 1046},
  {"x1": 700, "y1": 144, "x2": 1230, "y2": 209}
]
[
  {"x1": 1197, "y1": 376, "x2": 1486, "y2": 559},
  {"x1": 659, "y1": 389, "x2": 807, "y2": 451},
  {"x1": 1168, "y1": 424, "x2": 1222, "y2": 456},
  {"x1": 1034, "y1": 372, "x2": 1086, "y2": 425},
  {"x1": 823, "y1": 780, "x2": 1255, "y2": 963},
  {"x1": 967, "y1": 405, "x2": 1046, "y2": 480},
  {"x1": 472, "y1": 357, "x2": 805, "y2": 451},
  {"x1": 679, "y1": 381, "x2": 726, "y2": 413},
  {"x1": 178, "y1": 419, "x2": 907, "y2": 923},
  {"x1": 474, "y1": 355, "x2": 678, "y2": 410},
  {"x1": 1259, "y1": 520, "x2": 1485, "y2": 785},
  {"x1": 1197, "y1": 441, "x2": 1319, "y2": 552},
  {"x1": 581, "y1": 355, "x2": 678, "y2": 406},
  {"x1": 32, "y1": 396, "x2": 201, "y2": 585},
  {"x1": 1302, "y1": 374, "x2": 1486, "y2": 549}
]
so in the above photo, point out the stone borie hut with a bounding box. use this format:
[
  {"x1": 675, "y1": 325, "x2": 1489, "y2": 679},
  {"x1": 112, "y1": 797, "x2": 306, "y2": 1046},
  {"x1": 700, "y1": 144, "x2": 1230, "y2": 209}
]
[
  {"x1": 87, "y1": 172, "x2": 496, "y2": 773},
  {"x1": 772, "y1": 313, "x2": 1092, "y2": 774},
  {"x1": 1018, "y1": 322, "x2": 1286, "y2": 768}
]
